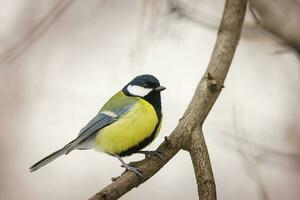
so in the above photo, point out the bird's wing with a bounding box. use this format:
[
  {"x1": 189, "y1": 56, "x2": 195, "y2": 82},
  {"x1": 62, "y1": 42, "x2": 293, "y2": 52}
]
[
  {"x1": 64, "y1": 91, "x2": 136, "y2": 154},
  {"x1": 64, "y1": 113, "x2": 117, "y2": 154}
]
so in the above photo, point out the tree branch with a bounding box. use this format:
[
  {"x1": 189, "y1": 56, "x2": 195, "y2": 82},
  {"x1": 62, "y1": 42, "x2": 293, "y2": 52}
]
[
  {"x1": 249, "y1": 0, "x2": 300, "y2": 54},
  {"x1": 186, "y1": 1, "x2": 246, "y2": 198},
  {"x1": 88, "y1": 0, "x2": 246, "y2": 199},
  {"x1": 189, "y1": 125, "x2": 216, "y2": 200}
]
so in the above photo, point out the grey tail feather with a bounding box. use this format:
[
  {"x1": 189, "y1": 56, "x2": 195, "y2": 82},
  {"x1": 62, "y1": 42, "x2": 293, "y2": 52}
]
[
  {"x1": 30, "y1": 147, "x2": 67, "y2": 172},
  {"x1": 29, "y1": 138, "x2": 79, "y2": 172}
]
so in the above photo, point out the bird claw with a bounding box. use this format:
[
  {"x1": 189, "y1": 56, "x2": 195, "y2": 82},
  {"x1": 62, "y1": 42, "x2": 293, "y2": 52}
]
[
  {"x1": 121, "y1": 164, "x2": 142, "y2": 177},
  {"x1": 139, "y1": 150, "x2": 163, "y2": 160}
]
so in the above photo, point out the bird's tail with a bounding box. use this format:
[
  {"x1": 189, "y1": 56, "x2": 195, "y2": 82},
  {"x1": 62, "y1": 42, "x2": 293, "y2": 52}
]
[{"x1": 30, "y1": 146, "x2": 68, "y2": 172}]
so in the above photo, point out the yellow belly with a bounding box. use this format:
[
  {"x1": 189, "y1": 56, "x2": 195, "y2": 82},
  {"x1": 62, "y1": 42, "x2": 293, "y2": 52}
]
[{"x1": 94, "y1": 98, "x2": 158, "y2": 155}]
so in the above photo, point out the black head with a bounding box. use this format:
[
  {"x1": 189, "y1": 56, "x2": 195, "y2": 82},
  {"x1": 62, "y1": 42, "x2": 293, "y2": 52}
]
[{"x1": 123, "y1": 74, "x2": 166, "y2": 98}]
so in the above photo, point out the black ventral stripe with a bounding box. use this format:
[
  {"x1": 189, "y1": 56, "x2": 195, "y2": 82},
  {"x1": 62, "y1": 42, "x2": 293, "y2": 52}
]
[{"x1": 118, "y1": 119, "x2": 161, "y2": 157}]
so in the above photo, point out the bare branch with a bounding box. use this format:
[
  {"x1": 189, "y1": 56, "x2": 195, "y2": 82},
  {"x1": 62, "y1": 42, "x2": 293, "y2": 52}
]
[
  {"x1": 189, "y1": 126, "x2": 216, "y2": 200},
  {"x1": 249, "y1": 0, "x2": 300, "y2": 54},
  {"x1": 187, "y1": 0, "x2": 246, "y2": 198},
  {"x1": 89, "y1": 0, "x2": 247, "y2": 199},
  {"x1": 0, "y1": 0, "x2": 75, "y2": 70},
  {"x1": 88, "y1": 139, "x2": 180, "y2": 200}
]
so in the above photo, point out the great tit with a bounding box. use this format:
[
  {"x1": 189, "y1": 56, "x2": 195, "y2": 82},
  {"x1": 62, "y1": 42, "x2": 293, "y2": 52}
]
[{"x1": 30, "y1": 74, "x2": 166, "y2": 176}]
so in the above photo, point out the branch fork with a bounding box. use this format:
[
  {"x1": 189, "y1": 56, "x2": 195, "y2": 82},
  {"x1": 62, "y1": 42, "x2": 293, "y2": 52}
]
[{"x1": 89, "y1": 1, "x2": 247, "y2": 199}]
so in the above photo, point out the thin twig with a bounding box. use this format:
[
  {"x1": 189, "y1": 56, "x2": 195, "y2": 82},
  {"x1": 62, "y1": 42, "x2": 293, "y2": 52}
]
[{"x1": 0, "y1": 0, "x2": 75, "y2": 70}]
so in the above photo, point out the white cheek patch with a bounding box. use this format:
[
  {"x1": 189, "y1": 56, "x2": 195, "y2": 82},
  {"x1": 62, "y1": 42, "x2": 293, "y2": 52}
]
[{"x1": 127, "y1": 85, "x2": 152, "y2": 97}]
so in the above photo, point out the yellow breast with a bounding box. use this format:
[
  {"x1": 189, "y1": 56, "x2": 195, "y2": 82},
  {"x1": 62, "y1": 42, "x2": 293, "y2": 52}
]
[{"x1": 94, "y1": 98, "x2": 158, "y2": 155}]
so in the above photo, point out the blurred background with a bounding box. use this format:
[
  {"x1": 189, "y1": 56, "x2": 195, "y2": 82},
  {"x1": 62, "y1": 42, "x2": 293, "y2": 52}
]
[{"x1": 1, "y1": 0, "x2": 300, "y2": 199}]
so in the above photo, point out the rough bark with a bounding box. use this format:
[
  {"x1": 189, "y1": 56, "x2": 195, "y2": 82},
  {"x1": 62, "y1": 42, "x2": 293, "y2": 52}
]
[
  {"x1": 189, "y1": 126, "x2": 216, "y2": 199},
  {"x1": 89, "y1": 0, "x2": 247, "y2": 199},
  {"x1": 186, "y1": 0, "x2": 246, "y2": 198}
]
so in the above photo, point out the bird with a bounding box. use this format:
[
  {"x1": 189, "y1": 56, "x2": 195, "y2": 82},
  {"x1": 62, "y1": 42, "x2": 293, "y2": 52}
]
[{"x1": 29, "y1": 74, "x2": 166, "y2": 176}]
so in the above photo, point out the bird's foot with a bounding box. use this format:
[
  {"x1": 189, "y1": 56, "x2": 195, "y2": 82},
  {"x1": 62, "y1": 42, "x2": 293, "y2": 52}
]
[
  {"x1": 138, "y1": 150, "x2": 163, "y2": 160},
  {"x1": 121, "y1": 163, "x2": 142, "y2": 177}
]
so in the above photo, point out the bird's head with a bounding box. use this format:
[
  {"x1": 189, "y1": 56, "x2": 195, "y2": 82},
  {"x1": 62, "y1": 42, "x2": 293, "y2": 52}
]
[{"x1": 123, "y1": 74, "x2": 166, "y2": 98}]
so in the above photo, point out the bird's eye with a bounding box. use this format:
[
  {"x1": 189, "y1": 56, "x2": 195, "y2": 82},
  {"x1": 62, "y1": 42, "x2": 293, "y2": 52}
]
[{"x1": 142, "y1": 83, "x2": 148, "y2": 87}]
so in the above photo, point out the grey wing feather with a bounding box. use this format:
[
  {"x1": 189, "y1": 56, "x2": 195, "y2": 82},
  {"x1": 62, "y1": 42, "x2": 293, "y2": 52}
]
[
  {"x1": 65, "y1": 100, "x2": 135, "y2": 154},
  {"x1": 64, "y1": 113, "x2": 117, "y2": 154}
]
